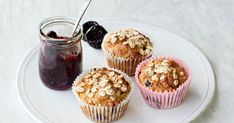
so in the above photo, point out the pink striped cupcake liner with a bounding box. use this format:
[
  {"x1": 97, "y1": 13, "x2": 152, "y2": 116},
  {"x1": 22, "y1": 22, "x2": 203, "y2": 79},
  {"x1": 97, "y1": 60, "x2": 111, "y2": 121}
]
[{"x1": 135, "y1": 56, "x2": 192, "y2": 109}]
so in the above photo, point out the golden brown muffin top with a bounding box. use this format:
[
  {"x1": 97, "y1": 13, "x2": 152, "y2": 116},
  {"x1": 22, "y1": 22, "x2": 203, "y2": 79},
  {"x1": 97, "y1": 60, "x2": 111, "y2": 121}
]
[
  {"x1": 103, "y1": 28, "x2": 153, "y2": 58},
  {"x1": 73, "y1": 68, "x2": 131, "y2": 106},
  {"x1": 139, "y1": 58, "x2": 187, "y2": 92}
]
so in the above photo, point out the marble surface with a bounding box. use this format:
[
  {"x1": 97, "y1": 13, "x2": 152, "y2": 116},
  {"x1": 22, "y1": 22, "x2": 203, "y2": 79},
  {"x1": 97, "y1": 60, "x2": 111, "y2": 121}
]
[{"x1": 0, "y1": 0, "x2": 233, "y2": 122}]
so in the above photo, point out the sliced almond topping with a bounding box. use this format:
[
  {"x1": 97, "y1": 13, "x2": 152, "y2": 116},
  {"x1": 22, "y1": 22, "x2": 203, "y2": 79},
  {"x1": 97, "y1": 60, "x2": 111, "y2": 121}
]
[
  {"x1": 151, "y1": 75, "x2": 159, "y2": 81},
  {"x1": 161, "y1": 61, "x2": 169, "y2": 66},
  {"x1": 173, "y1": 73, "x2": 178, "y2": 79},
  {"x1": 88, "y1": 78, "x2": 97, "y2": 85},
  {"x1": 110, "y1": 96, "x2": 116, "y2": 101},
  {"x1": 119, "y1": 32, "x2": 125, "y2": 40},
  {"x1": 108, "y1": 71, "x2": 115, "y2": 77},
  {"x1": 99, "y1": 79, "x2": 108, "y2": 88},
  {"x1": 91, "y1": 87, "x2": 97, "y2": 93},
  {"x1": 173, "y1": 68, "x2": 176, "y2": 73},
  {"x1": 160, "y1": 75, "x2": 166, "y2": 81},
  {"x1": 144, "y1": 49, "x2": 151, "y2": 54},
  {"x1": 88, "y1": 93, "x2": 94, "y2": 98},
  {"x1": 76, "y1": 86, "x2": 85, "y2": 93},
  {"x1": 99, "y1": 91, "x2": 106, "y2": 97},
  {"x1": 106, "y1": 88, "x2": 115, "y2": 96},
  {"x1": 117, "y1": 80, "x2": 123, "y2": 84},
  {"x1": 111, "y1": 76, "x2": 117, "y2": 82},
  {"x1": 148, "y1": 63, "x2": 154, "y2": 67},
  {"x1": 117, "y1": 75, "x2": 123, "y2": 79},
  {"x1": 93, "y1": 82, "x2": 99, "y2": 87},
  {"x1": 133, "y1": 31, "x2": 139, "y2": 36},
  {"x1": 146, "y1": 45, "x2": 153, "y2": 50},
  {"x1": 125, "y1": 33, "x2": 131, "y2": 38},
  {"x1": 104, "y1": 84, "x2": 112, "y2": 90},
  {"x1": 101, "y1": 75, "x2": 108, "y2": 79},
  {"x1": 179, "y1": 71, "x2": 185, "y2": 76},
  {"x1": 141, "y1": 40, "x2": 146, "y2": 45},
  {"x1": 93, "y1": 73, "x2": 101, "y2": 78},
  {"x1": 120, "y1": 85, "x2": 128, "y2": 92},
  {"x1": 110, "y1": 35, "x2": 117, "y2": 43},
  {"x1": 123, "y1": 41, "x2": 128, "y2": 45},
  {"x1": 113, "y1": 83, "x2": 121, "y2": 88},
  {"x1": 182, "y1": 76, "x2": 187, "y2": 80},
  {"x1": 148, "y1": 70, "x2": 154, "y2": 76},
  {"x1": 86, "y1": 89, "x2": 91, "y2": 95},
  {"x1": 84, "y1": 74, "x2": 91, "y2": 79},
  {"x1": 128, "y1": 39, "x2": 136, "y2": 48},
  {"x1": 162, "y1": 59, "x2": 169, "y2": 63},
  {"x1": 174, "y1": 80, "x2": 179, "y2": 86},
  {"x1": 79, "y1": 82, "x2": 86, "y2": 87}
]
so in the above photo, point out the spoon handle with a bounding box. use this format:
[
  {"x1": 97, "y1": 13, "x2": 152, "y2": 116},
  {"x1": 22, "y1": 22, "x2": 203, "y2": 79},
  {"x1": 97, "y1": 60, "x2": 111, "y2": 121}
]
[{"x1": 72, "y1": 0, "x2": 92, "y2": 36}]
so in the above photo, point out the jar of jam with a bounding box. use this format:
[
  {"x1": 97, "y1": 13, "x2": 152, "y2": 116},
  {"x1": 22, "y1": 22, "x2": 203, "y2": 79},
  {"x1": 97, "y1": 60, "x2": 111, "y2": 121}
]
[{"x1": 39, "y1": 17, "x2": 82, "y2": 90}]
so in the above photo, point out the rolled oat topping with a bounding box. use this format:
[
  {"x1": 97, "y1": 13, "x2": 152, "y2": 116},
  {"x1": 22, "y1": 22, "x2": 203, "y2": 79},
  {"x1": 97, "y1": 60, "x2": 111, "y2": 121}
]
[
  {"x1": 139, "y1": 58, "x2": 188, "y2": 92},
  {"x1": 74, "y1": 68, "x2": 131, "y2": 106},
  {"x1": 105, "y1": 28, "x2": 153, "y2": 56}
]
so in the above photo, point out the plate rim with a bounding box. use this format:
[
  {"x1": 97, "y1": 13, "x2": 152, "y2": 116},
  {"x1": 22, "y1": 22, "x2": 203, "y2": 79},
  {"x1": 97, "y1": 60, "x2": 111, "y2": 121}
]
[{"x1": 16, "y1": 21, "x2": 215, "y2": 123}]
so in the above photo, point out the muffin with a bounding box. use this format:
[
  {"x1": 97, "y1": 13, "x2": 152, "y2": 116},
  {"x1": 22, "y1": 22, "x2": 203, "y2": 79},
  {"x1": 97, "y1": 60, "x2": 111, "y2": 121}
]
[
  {"x1": 135, "y1": 56, "x2": 191, "y2": 109},
  {"x1": 102, "y1": 28, "x2": 153, "y2": 76},
  {"x1": 72, "y1": 67, "x2": 133, "y2": 123}
]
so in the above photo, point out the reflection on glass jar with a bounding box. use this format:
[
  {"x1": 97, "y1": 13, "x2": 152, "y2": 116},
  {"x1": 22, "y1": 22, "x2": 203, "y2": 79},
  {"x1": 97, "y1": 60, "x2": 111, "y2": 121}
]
[{"x1": 39, "y1": 17, "x2": 83, "y2": 90}]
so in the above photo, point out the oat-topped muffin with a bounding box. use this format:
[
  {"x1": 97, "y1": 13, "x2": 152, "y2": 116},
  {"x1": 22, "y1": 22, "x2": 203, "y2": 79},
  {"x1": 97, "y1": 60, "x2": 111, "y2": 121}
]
[
  {"x1": 102, "y1": 28, "x2": 153, "y2": 76},
  {"x1": 135, "y1": 56, "x2": 191, "y2": 109},
  {"x1": 103, "y1": 28, "x2": 153, "y2": 58},
  {"x1": 139, "y1": 58, "x2": 187, "y2": 92},
  {"x1": 73, "y1": 68, "x2": 131, "y2": 106},
  {"x1": 72, "y1": 67, "x2": 133, "y2": 122}
]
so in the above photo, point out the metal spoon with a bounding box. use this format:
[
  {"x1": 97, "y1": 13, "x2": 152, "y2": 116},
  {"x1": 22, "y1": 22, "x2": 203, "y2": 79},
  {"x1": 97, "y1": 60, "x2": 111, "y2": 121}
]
[{"x1": 72, "y1": 0, "x2": 92, "y2": 36}]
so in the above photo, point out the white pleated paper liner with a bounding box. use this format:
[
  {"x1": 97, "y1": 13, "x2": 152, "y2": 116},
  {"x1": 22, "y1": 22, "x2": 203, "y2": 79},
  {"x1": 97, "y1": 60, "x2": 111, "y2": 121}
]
[{"x1": 72, "y1": 67, "x2": 133, "y2": 123}]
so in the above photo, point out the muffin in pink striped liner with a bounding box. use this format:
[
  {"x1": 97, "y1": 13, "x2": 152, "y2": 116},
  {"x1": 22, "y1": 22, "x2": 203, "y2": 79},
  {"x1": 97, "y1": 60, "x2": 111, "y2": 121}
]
[
  {"x1": 135, "y1": 56, "x2": 191, "y2": 109},
  {"x1": 102, "y1": 28, "x2": 153, "y2": 76},
  {"x1": 72, "y1": 67, "x2": 133, "y2": 122}
]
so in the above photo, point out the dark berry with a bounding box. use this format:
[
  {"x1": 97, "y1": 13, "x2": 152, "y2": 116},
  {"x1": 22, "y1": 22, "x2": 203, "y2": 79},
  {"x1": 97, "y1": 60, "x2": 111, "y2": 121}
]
[
  {"x1": 47, "y1": 31, "x2": 57, "y2": 38},
  {"x1": 85, "y1": 25, "x2": 107, "y2": 41},
  {"x1": 82, "y1": 21, "x2": 99, "y2": 34},
  {"x1": 145, "y1": 80, "x2": 152, "y2": 87},
  {"x1": 56, "y1": 36, "x2": 68, "y2": 39},
  {"x1": 84, "y1": 25, "x2": 107, "y2": 49}
]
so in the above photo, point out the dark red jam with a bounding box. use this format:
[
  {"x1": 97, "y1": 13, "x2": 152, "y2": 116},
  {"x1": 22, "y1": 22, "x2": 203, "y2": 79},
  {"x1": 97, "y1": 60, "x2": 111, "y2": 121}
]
[{"x1": 39, "y1": 32, "x2": 82, "y2": 90}]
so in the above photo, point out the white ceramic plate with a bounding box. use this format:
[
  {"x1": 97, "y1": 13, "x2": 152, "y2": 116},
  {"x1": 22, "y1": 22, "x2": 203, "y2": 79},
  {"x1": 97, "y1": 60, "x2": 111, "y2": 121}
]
[{"x1": 16, "y1": 21, "x2": 215, "y2": 123}]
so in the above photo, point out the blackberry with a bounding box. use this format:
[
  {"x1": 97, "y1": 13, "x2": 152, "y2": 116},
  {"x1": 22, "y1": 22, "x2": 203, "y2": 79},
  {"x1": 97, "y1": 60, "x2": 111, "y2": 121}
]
[
  {"x1": 84, "y1": 25, "x2": 107, "y2": 49},
  {"x1": 47, "y1": 31, "x2": 57, "y2": 38},
  {"x1": 145, "y1": 80, "x2": 152, "y2": 87}
]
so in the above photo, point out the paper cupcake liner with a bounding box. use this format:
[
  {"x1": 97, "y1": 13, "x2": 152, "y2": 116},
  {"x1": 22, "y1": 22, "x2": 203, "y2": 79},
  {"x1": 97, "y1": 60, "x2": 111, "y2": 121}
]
[
  {"x1": 101, "y1": 38, "x2": 152, "y2": 76},
  {"x1": 72, "y1": 67, "x2": 133, "y2": 123},
  {"x1": 135, "y1": 56, "x2": 192, "y2": 109}
]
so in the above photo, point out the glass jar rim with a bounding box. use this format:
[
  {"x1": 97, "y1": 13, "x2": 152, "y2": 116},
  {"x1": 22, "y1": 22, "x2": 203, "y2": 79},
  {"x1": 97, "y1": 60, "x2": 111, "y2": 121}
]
[{"x1": 39, "y1": 16, "x2": 82, "y2": 46}]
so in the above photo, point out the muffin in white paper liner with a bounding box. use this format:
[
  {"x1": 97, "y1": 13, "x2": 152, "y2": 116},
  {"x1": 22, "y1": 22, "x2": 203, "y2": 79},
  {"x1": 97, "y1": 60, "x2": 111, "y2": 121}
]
[
  {"x1": 135, "y1": 56, "x2": 191, "y2": 109},
  {"x1": 101, "y1": 34, "x2": 152, "y2": 76},
  {"x1": 72, "y1": 67, "x2": 133, "y2": 123}
]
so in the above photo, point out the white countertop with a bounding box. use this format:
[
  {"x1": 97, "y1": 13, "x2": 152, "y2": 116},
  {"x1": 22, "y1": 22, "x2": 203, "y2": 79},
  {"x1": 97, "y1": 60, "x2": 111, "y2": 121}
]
[{"x1": 0, "y1": 0, "x2": 233, "y2": 122}]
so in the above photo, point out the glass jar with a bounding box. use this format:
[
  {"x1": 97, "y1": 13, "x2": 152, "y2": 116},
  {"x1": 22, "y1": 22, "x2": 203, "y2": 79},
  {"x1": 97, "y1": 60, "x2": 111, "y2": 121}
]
[{"x1": 39, "y1": 17, "x2": 82, "y2": 90}]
